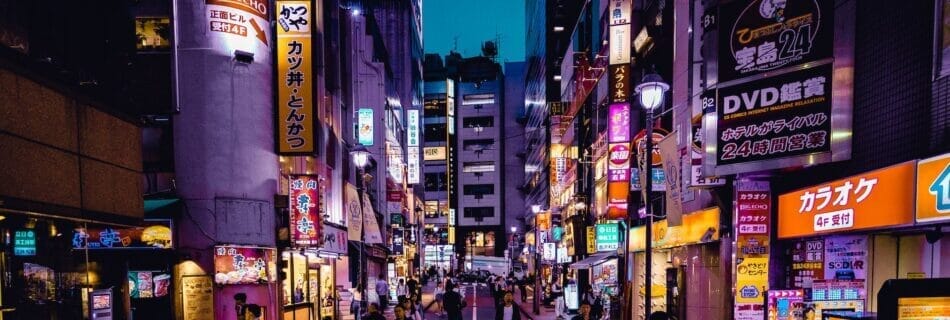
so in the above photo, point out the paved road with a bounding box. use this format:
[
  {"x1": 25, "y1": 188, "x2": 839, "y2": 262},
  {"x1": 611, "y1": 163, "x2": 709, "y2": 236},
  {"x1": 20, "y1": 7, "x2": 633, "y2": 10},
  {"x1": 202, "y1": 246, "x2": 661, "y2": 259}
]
[{"x1": 422, "y1": 283, "x2": 497, "y2": 320}]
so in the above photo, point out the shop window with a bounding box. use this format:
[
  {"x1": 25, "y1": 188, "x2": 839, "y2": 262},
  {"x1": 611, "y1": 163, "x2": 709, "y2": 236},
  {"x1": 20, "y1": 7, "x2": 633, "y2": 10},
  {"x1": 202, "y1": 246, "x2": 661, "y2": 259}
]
[
  {"x1": 462, "y1": 161, "x2": 495, "y2": 173},
  {"x1": 463, "y1": 184, "x2": 495, "y2": 198},
  {"x1": 280, "y1": 252, "x2": 336, "y2": 319},
  {"x1": 135, "y1": 17, "x2": 171, "y2": 51},
  {"x1": 463, "y1": 139, "x2": 496, "y2": 151},
  {"x1": 462, "y1": 116, "x2": 494, "y2": 128},
  {"x1": 424, "y1": 172, "x2": 446, "y2": 192}
]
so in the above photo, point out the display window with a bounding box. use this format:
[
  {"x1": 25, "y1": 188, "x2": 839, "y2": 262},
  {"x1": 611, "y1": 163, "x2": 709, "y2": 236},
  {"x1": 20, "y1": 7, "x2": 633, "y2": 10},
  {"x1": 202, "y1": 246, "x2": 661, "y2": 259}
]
[{"x1": 281, "y1": 251, "x2": 336, "y2": 320}]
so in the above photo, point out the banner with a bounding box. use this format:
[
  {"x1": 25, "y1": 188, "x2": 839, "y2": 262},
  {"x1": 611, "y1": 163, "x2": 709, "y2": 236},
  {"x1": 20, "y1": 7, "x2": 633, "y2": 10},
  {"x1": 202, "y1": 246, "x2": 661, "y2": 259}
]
[
  {"x1": 276, "y1": 1, "x2": 314, "y2": 153},
  {"x1": 357, "y1": 108, "x2": 374, "y2": 146},
  {"x1": 362, "y1": 193, "x2": 383, "y2": 244},
  {"x1": 290, "y1": 175, "x2": 322, "y2": 246},
  {"x1": 658, "y1": 133, "x2": 683, "y2": 224},
  {"x1": 346, "y1": 183, "x2": 362, "y2": 241}
]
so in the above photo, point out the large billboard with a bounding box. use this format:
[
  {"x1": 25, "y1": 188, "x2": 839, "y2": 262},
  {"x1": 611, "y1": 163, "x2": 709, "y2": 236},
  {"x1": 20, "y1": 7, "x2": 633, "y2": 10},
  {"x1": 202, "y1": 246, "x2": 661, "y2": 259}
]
[{"x1": 276, "y1": 1, "x2": 315, "y2": 153}]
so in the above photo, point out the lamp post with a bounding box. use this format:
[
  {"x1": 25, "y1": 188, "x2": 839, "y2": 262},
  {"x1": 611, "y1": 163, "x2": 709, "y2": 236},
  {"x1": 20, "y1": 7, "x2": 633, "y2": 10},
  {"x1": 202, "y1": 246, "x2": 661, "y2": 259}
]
[
  {"x1": 509, "y1": 226, "x2": 518, "y2": 275},
  {"x1": 635, "y1": 70, "x2": 669, "y2": 318},
  {"x1": 350, "y1": 143, "x2": 371, "y2": 308}
]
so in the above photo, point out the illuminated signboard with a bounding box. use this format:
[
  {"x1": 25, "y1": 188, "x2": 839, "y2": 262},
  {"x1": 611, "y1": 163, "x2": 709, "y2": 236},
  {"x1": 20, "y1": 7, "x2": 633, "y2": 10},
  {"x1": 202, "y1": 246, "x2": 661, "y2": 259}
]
[
  {"x1": 14, "y1": 229, "x2": 36, "y2": 256},
  {"x1": 407, "y1": 109, "x2": 421, "y2": 184},
  {"x1": 213, "y1": 245, "x2": 276, "y2": 285},
  {"x1": 357, "y1": 108, "x2": 374, "y2": 145},
  {"x1": 290, "y1": 175, "x2": 322, "y2": 246},
  {"x1": 206, "y1": 0, "x2": 271, "y2": 57},
  {"x1": 73, "y1": 220, "x2": 173, "y2": 250},
  {"x1": 424, "y1": 147, "x2": 447, "y2": 160},
  {"x1": 276, "y1": 1, "x2": 314, "y2": 153},
  {"x1": 595, "y1": 222, "x2": 620, "y2": 252}
]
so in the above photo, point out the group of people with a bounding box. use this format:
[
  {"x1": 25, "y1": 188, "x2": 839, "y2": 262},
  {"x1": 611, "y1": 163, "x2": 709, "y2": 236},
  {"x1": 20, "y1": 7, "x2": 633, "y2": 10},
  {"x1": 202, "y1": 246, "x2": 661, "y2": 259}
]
[{"x1": 349, "y1": 274, "x2": 426, "y2": 320}]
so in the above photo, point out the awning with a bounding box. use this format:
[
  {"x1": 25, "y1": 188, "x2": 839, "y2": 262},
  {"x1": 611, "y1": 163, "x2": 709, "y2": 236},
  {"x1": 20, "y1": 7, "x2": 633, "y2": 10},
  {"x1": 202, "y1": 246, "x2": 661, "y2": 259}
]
[{"x1": 569, "y1": 252, "x2": 616, "y2": 269}]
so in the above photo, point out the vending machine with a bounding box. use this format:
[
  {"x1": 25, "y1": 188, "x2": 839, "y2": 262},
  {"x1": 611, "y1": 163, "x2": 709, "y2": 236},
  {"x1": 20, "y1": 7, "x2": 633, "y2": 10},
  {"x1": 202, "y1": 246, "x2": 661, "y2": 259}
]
[{"x1": 89, "y1": 288, "x2": 114, "y2": 320}]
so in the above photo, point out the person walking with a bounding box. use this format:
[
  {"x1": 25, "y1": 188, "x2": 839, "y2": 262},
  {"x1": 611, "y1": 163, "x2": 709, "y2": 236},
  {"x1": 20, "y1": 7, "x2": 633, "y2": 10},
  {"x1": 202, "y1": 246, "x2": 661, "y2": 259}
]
[
  {"x1": 434, "y1": 281, "x2": 446, "y2": 316},
  {"x1": 375, "y1": 275, "x2": 390, "y2": 310},
  {"x1": 442, "y1": 281, "x2": 466, "y2": 320},
  {"x1": 397, "y1": 278, "x2": 409, "y2": 305},
  {"x1": 407, "y1": 276, "x2": 419, "y2": 297},
  {"x1": 518, "y1": 280, "x2": 528, "y2": 302},
  {"x1": 349, "y1": 283, "x2": 365, "y2": 320},
  {"x1": 363, "y1": 303, "x2": 386, "y2": 320},
  {"x1": 494, "y1": 292, "x2": 522, "y2": 320},
  {"x1": 572, "y1": 302, "x2": 592, "y2": 320}
]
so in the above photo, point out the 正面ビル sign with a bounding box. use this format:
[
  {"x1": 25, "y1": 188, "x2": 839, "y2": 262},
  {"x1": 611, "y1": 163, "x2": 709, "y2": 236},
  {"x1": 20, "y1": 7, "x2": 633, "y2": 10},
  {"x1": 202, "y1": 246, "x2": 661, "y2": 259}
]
[{"x1": 777, "y1": 161, "x2": 917, "y2": 238}]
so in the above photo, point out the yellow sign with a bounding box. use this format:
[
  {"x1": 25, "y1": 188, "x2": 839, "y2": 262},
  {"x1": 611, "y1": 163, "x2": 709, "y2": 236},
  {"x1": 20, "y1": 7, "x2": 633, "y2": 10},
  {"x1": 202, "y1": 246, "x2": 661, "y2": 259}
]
[
  {"x1": 423, "y1": 147, "x2": 447, "y2": 160},
  {"x1": 276, "y1": 1, "x2": 314, "y2": 153},
  {"x1": 586, "y1": 226, "x2": 596, "y2": 254},
  {"x1": 447, "y1": 227, "x2": 455, "y2": 244},
  {"x1": 917, "y1": 153, "x2": 950, "y2": 223},
  {"x1": 628, "y1": 207, "x2": 720, "y2": 251},
  {"x1": 735, "y1": 257, "x2": 769, "y2": 304}
]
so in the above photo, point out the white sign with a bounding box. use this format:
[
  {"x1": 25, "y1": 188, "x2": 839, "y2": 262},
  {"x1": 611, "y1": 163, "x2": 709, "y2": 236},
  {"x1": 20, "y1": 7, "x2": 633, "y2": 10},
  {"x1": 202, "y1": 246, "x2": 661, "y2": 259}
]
[
  {"x1": 408, "y1": 146, "x2": 420, "y2": 184},
  {"x1": 542, "y1": 243, "x2": 556, "y2": 261},
  {"x1": 609, "y1": 25, "x2": 631, "y2": 65},
  {"x1": 407, "y1": 109, "x2": 420, "y2": 147},
  {"x1": 608, "y1": 0, "x2": 632, "y2": 25},
  {"x1": 206, "y1": 0, "x2": 271, "y2": 59},
  {"x1": 557, "y1": 247, "x2": 570, "y2": 263},
  {"x1": 320, "y1": 224, "x2": 347, "y2": 254}
]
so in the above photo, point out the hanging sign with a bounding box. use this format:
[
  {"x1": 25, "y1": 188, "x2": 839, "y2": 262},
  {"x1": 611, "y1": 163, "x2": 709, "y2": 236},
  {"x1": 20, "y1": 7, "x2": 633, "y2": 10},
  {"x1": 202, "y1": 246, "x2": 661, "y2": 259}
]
[
  {"x1": 276, "y1": 1, "x2": 314, "y2": 153},
  {"x1": 290, "y1": 175, "x2": 322, "y2": 246},
  {"x1": 595, "y1": 222, "x2": 620, "y2": 252},
  {"x1": 357, "y1": 108, "x2": 374, "y2": 146},
  {"x1": 586, "y1": 226, "x2": 597, "y2": 254}
]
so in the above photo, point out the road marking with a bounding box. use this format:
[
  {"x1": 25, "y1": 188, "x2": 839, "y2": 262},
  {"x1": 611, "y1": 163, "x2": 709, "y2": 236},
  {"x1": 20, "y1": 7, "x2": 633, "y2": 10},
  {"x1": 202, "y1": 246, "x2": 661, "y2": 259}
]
[{"x1": 471, "y1": 284, "x2": 478, "y2": 320}]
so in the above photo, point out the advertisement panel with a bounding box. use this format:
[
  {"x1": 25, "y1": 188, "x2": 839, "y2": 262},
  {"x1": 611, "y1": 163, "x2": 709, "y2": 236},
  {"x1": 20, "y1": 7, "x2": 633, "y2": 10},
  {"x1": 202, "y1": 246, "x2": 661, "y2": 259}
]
[
  {"x1": 586, "y1": 226, "x2": 597, "y2": 254},
  {"x1": 345, "y1": 183, "x2": 362, "y2": 241},
  {"x1": 213, "y1": 246, "x2": 276, "y2": 285},
  {"x1": 608, "y1": 0, "x2": 632, "y2": 25},
  {"x1": 717, "y1": 0, "x2": 834, "y2": 83},
  {"x1": 182, "y1": 276, "x2": 214, "y2": 320},
  {"x1": 609, "y1": 25, "x2": 631, "y2": 65},
  {"x1": 788, "y1": 239, "x2": 825, "y2": 295},
  {"x1": 13, "y1": 229, "x2": 36, "y2": 256},
  {"x1": 276, "y1": 1, "x2": 314, "y2": 153},
  {"x1": 716, "y1": 64, "x2": 833, "y2": 167},
  {"x1": 408, "y1": 146, "x2": 420, "y2": 184},
  {"x1": 823, "y1": 235, "x2": 867, "y2": 281},
  {"x1": 608, "y1": 65, "x2": 632, "y2": 104},
  {"x1": 407, "y1": 109, "x2": 421, "y2": 184},
  {"x1": 357, "y1": 108, "x2": 374, "y2": 146},
  {"x1": 777, "y1": 161, "x2": 917, "y2": 238},
  {"x1": 206, "y1": 0, "x2": 271, "y2": 59},
  {"x1": 595, "y1": 222, "x2": 620, "y2": 252},
  {"x1": 735, "y1": 181, "x2": 771, "y2": 319},
  {"x1": 916, "y1": 153, "x2": 950, "y2": 223},
  {"x1": 320, "y1": 224, "x2": 347, "y2": 254},
  {"x1": 73, "y1": 220, "x2": 173, "y2": 249},
  {"x1": 290, "y1": 175, "x2": 322, "y2": 246},
  {"x1": 735, "y1": 257, "x2": 769, "y2": 319},
  {"x1": 608, "y1": 103, "x2": 631, "y2": 143}
]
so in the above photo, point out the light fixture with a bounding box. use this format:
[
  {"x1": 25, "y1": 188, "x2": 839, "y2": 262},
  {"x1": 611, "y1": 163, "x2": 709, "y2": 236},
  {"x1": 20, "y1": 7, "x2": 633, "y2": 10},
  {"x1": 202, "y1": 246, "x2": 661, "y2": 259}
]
[
  {"x1": 351, "y1": 8, "x2": 361, "y2": 16},
  {"x1": 531, "y1": 205, "x2": 542, "y2": 214},
  {"x1": 233, "y1": 50, "x2": 254, "y2": 64},
  {"x1": 635, "y1": 71, "x2": 670, "y2": 110},
  {"x1": 511, "y1": 226, "x2": 517, "y2": 233},
  {"x1": 574, "y1": 201, "x2": 587, "y2": 211},
  {"x1": 553, "y1": 26, "x2": 565, "y2": 32},
  {"x1": 553, "y1": 75, "x2": 562, "y2": 81},
  {"x1": 350, "y1": 144, "x2": 370, "y2": 169}
]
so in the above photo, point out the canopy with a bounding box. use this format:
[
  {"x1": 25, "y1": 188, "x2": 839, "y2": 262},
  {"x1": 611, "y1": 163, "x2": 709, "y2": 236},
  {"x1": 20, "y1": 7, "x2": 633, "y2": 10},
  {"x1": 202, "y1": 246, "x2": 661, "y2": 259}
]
[{"x1": 568, "y1": 252, "x2": 616, "y2": 269}]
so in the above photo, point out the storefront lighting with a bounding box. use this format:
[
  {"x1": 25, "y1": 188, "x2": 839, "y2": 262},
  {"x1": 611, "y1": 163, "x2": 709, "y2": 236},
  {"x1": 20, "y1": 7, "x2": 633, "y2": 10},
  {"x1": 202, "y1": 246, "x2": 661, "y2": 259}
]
[{"x1": 511, "y1": 226, "x2": 518, "y2": 233}]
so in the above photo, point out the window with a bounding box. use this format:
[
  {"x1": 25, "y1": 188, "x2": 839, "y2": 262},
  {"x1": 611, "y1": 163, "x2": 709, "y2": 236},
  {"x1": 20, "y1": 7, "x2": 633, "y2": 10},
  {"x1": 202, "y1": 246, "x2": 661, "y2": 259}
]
[
  {"x1": 462, "y1": 161, "x2": 495, "y2": 173},
  {"x1": 135, "y1": 17, "x2": 171, "y2": 51},
  {"x1": 424, "y1": 200, "x2": 447, "y2": 219},
  {"x1": 462, "y1": 116, "x2": 494, "y2": 128},
  {"x1": 463, "y1": 139, "x2": 496, "y2": 151},
  {"x1": 424, "y1": 98, "x2": 446, "y2": 117},
  {"x1": 463, "y1": 207, "x2": 494, "y2": 220},
  {"x1": 463, "y1": 184, "x2": 495, "y2": 197},
  {"x1": 424, "y1": 172, "x2": 446, "y2": 192},
  {"x1": 424, "y1": 124, "x2": 447, "y2": 142},
  {"x1": 462, "y1": 93, "x2": 496, "y2": 105}
]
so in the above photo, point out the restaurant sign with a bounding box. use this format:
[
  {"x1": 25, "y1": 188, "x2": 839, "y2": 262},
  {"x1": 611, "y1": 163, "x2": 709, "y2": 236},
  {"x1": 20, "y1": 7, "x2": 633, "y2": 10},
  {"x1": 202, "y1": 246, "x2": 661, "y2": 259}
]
[
  {"x1": 290, "y1": 175, "x2": 322, "y2": 246},
  {"x1": 595, "y1": 222, "x2": 621, "y2": 252},
  {"x1": 778, "y1": 161, "x2": 916, "y2": 238},
  {"x1": 73, "y1": 220, "x2": 173, "y2": 250},
  {"x1": 276, "y1": 1, "x2": 315, "y2": 153}
]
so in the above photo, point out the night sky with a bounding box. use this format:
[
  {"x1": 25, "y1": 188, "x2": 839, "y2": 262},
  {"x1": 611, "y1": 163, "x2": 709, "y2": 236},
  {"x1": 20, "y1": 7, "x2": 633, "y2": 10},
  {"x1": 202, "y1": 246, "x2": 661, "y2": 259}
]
[{"x1": 423, "y1": 0, "x2": 526, "y2": 63}]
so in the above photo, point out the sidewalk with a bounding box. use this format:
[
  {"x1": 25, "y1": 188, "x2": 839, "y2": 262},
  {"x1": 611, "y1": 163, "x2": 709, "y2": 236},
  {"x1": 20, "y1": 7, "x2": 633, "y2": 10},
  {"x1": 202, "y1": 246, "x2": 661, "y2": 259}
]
[{"x1": 515, "y1": 285, "x2": 559, "y2": 320}]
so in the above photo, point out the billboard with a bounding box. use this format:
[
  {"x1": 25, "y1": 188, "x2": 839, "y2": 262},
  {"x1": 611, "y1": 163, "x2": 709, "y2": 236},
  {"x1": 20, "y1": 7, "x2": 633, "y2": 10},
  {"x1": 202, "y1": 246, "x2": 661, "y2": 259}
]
[
  {"x1": 276, "y1": 1, "x2": 315, "y2": 153},
  {"x1": 357, "y1": 108, "x2": 374, "y2": 146},
  {"x1": 213, "y1": 246, "x2": 276, "y2": 285},
  {"x1": 916, "y1": 153, "x2": 950, "y2": 223}
]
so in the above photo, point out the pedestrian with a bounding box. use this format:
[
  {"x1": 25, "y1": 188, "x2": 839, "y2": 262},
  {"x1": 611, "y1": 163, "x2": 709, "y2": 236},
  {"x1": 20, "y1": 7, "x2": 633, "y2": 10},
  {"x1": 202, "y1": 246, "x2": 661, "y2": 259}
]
[
  {"x1": 571, "y1": 302, "x2": 592, "y2": 320},
  {"x1": 494, "y1": 291, "x2": 522, "y2": 320},
  {"x1": 397, "y1": 278, "x2": 409, "y2": 305},
  {"x1": 518, "y1": 281, "x2": 527, "y2": 302},
  {"x1": 375, "y1": 275, "x2": 390, "y2": 310},
  {"x1": 395, "y1": 305, "x2": 410, "y2": 320},
  {"x1": 554, "y1": 293, "x2": 567, "y2": 320},
  {"x1": 434, "y1": 281, "x2": 446, "y2": 315},
  {"x1": 349, "y1": 283, "x2": 365, "y2": 319},
  {"x1": 233, "y1": 293, "x2": 248, "y2": 320},
  {"x1": 407, "y1": 276, "x2": 419, "y2": 297},
  {"x1": 363, "y1": 302, "x2": 386, "y2": 320},
  {"x1": 244, "y1": 304, "x2": 263, "y2": 320},
  {"x1": 442, "y1": 281, "x2": 466, "y2": 320}
]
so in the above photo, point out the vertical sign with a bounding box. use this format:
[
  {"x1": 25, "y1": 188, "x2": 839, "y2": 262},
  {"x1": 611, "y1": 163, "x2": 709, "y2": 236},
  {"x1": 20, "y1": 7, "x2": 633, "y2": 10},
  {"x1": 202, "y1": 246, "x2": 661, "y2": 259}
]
[
  {"x1": 407, "y1": 109, "x2": 421, "y2": 184},
  {"x1": 276, "y1": 1, "x2": 314, "y2": 153},
  {"x1": 735, "y1": 180, "x2": 770, "y2": 320},
  {"x1": 357, "y1": 108, "x2": 374, "y2": 146},
  {"x1": 290, "y1": 175, "x2": 322, "y2": 246},
  {"x1": 607, "y1": 104, "x2": 631, "y2": 220},
  {"x1": 13, "y1": 229, "x2": 36, "y2": 256},
  {"x1": 586, "y1": 226, "x2": 597, "y2": 254}
]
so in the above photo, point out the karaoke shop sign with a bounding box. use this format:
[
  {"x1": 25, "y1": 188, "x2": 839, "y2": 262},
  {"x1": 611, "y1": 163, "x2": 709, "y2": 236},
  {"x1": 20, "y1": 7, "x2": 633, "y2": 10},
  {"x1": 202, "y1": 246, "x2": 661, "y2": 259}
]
[{"x1": 778, "y1": 161, "x2": 916, "y2": 239}]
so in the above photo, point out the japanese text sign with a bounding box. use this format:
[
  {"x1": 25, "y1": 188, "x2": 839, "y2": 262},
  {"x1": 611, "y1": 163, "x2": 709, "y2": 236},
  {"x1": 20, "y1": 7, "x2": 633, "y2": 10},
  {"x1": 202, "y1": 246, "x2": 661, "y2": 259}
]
[
  {"x1": 778, "y1": 161, "x2": 916, "y2": 238},
  {"x1": 735, "y1": 257, "x2": 769, "y2": 305},
  {"x1": 823, "y1": 235, "x2": 867, "y2": 281},
  {"x1": 357, "y1": 108, "x2": 374, "y2": 146},
  {"x1": 609, "y1": 65, "x2": 632, "y2": 104},
  {"x1": 609, "y1": 0, "x2": 631, "y2": 25},
  {"x1": 586, "y1": 226, "x2": 597, "y2": 254},
  {"x1": 290, "y1": 175, "x2": 322, "y2": 246},
  {"x1": 206, "y1": 0, "x2": 271, "y2": 58},
  {"x1": 718, "y1": 0, "x2": 833, "y2": 83},
  {"x1": 73, "y1": 220, "x2": 173, "y2": 249},
  {"x1": 916, "y1": 153, "x2": 950, "y2": 223},
  {"x1": 14, "y1": 229, "x2": 36, "y2": 256},
  {"x1": 737, "y1": 190, "x2": 771, "y2": 235},
  {"x1": 213, "y1": 246, "x2": 276, "y2": 285},
  {"x1": 608, "y1": 103, "x2": 631, "y2": 143},
  {"x1": 276, "y1": 1, "x2": 314, "y2": 153},
  {"x1": 595, "y1": 222, "x2": 621, "y2": 252}
]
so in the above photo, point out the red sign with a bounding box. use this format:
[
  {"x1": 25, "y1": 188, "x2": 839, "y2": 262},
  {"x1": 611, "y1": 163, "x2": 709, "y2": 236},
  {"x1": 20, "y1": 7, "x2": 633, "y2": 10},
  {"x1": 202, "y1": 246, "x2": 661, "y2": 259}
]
[
  {"x1": 213, "y1": 246, "x2": 276, "y2": 285},
  {"x1": 290, "y1": 175, "x2": 322, "y2": 246},
  {"x1": 737, "y1": 191, "x2": 771, "y2": 235}
]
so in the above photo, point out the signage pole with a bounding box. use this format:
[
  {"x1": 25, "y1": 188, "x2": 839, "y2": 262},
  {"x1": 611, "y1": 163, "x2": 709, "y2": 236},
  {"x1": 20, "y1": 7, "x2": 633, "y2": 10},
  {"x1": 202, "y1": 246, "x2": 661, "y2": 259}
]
[
  {"x1": 357, "y1": 167, "x2": 368, "y2": 313},
  {"x1": 644, "y1": 108, "x2": 653, "y2": 318}
]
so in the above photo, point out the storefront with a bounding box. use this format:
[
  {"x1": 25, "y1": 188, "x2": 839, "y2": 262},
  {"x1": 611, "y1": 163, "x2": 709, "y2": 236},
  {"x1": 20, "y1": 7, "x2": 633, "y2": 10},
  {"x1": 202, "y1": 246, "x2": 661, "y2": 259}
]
[
  {"x1": 773, "y1": 160, "x2": 950, "y2": 319},
  {"x1": 281, "y1": 250, "x2": 338, "y2": 320},
  {"x1": 627, "y1": 207, "x2": 724, "y2": 319}
]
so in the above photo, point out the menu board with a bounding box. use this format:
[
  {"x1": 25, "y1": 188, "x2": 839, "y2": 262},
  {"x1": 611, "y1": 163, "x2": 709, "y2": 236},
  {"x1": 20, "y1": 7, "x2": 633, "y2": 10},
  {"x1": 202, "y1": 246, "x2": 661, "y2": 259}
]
[
  {"x1": 182, "y1": 276, "x2": 214, "y2": 320},
  {"x1": 898, "y1": 297, "x2": 950, "y2": 320},
  {"x1": 213, "y1": 246, "x2": 276, "y2": 285}
]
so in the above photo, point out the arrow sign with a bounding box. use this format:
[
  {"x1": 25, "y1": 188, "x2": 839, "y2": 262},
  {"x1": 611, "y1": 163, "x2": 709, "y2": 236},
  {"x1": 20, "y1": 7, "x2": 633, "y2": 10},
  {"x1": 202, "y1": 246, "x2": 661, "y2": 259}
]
[
  {"x1": 930, "y1": 163, "x2": 950, "y2": 213},
  {"x1": 250, "y1": 19, "x2": 267, "y2": 46}
]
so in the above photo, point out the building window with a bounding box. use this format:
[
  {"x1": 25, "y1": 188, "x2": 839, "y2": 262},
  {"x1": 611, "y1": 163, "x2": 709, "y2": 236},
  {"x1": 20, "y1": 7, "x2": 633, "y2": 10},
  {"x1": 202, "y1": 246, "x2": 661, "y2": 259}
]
[
  {"x1": 424, "y1": 172, "x2": 446, "y2": 192},
  {"x1": 424, "y1": 98, "x2": 446, "y2": 117},
  {"x1": 135, "y1": 17, "x2": 171, "y2": 51},
  {"x1": 462, "y1": 161, "x2": 495, "y2": 173},
  {"x1": 463, "y1": 139, "x2": 496, "y2": 151},
  {"x1": 463, "y1": 184, "x2": 495, "y2": 197},
  {"x1": 424, "y1": 124, "x2": 447, "y2": 142},
  {"x1": 463, "y1": 207, "x2": 494, "y2": 220},
  {"x1": 424, "y1": 200, "x2": 447, "y2": 219},
  {"x1": 462, "y1": 116, "x2": 494, "y2": 128},
  {"x1": 461, "y1": 93, "x2": 495, "y2": 105}
]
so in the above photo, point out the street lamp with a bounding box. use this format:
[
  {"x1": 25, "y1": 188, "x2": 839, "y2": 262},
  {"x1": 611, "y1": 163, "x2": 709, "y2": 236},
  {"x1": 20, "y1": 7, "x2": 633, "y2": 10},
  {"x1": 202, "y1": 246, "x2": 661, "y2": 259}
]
[
  {"x1": 634, "y1": 70, "x2": 668, "y2": 318},
  {"x1": 350, "y1": 143, "x2": 371, "y2": 307}
]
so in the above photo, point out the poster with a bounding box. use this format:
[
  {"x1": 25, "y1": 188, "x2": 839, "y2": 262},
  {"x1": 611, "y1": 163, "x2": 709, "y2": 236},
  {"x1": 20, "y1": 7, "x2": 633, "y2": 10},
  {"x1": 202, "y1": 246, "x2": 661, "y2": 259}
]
[
  {"x1": 320, "y1": 224, "x2": 348, "y2": 254},
  {"x1": 357, "y1": 108, "x2": 374, "y2": 146},
  {"x1": 290, "y1": 175, "x2": 322, "y2": 246},
  {"x1": 788, "y1": 239, "x2": 824, "y2": 294},
  {"x1": 213, "y1": 246, "x2": 276, "y2": 285},
  {"x1": 182, "y1": 275, "x2": 214, "y2": 320},
  {"x1": 718, "y1": 0, "x2": 834, "y2": 83},
  {"x1": 736, "y1": 257, "x2": 770, "y2": 319},
  {"x1": 824, "y1": 235, "x2": 867, "y2": 281},
  {"x1": 128, "y1": 271, "x2": 154, "y2": 298},
  {"x1": 898, "y1": 297, "x2": 950, "y2": 320},
  {"x1": 276, "y1": 0, "x2": 315, "y2": 153}
]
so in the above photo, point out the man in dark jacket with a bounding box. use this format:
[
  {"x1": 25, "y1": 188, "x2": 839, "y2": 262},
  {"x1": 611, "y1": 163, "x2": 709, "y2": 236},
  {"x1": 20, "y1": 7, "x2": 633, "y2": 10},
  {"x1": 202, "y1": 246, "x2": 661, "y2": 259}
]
[
  {"x1": 407, "y1": 276, "x2": 419, "y2": 297},
  {"x1": 442, "y1": 281, "x2": 465, "y2": 320},
  {"x1": 362, "y1": 303, "x2": 385, "y2": 320},
  {"x1": 494, "y1": 292, "x2": 522, "y2": 320}
]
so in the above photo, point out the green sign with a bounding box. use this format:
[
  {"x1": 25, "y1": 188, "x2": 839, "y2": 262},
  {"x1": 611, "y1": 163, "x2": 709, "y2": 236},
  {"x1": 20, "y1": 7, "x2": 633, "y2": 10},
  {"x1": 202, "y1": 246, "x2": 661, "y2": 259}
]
[
  {"x1": 14, "y1": 229, "x2": 36, "y2": 256},
  {"x1": 595, "y1": 223, "x2": 620, "y2": 252}
]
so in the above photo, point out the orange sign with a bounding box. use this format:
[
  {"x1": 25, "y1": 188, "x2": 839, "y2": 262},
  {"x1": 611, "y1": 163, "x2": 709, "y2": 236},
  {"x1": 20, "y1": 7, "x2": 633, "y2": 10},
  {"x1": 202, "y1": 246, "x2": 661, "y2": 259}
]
[
  {"x1": 917, "y1": 153, "x2": 950, "y2": 223},
  {"x1": 536, "y1": 213, "x2": 552, "y2": 230},
  {"x1": 777, "y1": 161, "x2": 916, "y2": 239}
]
